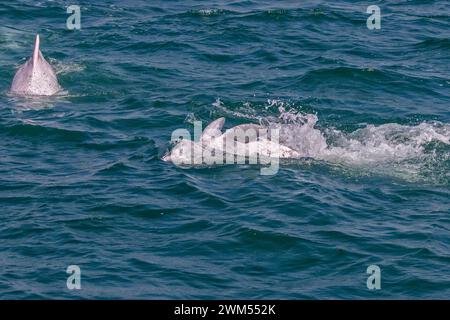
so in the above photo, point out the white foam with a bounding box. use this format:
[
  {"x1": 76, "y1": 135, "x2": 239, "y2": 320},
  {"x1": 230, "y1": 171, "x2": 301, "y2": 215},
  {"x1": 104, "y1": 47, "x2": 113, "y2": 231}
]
[
  {"x1": 48, "y1": 58, "x2": 85, "y2": 75},
  {"x1": 193, "y1": 9, "x2": 224, "y2": 16},
  {"x1": 321, "y1": 122, "x2": 450, "y2": 165},
  {"x1": 212, "y1": 99, "x2": 450, "y2": 182}
]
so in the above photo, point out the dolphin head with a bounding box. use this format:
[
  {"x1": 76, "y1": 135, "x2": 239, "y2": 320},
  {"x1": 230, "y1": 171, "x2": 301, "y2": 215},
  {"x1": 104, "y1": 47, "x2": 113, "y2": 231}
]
[
  {"x1": 162, "y1": 139, "x2": 197, "y2": 165},
  {"x1": 10, "y1": 34, "x2": 61, "y2": 96}
]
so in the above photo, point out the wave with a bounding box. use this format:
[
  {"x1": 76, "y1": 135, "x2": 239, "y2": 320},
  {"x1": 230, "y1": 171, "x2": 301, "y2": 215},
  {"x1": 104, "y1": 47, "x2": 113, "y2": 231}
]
[
  {"x1": 298, "y1": 66, "x2": 399, "y2": 85},
  {"x1": 414, "y1": 37, "x2": 450, "y2": 50},
  {"x1": 187, "y1": 9, "x2": 229, "y2": 17},
  {"x1": 179, "y1": 6, "x2": 361, "y2": 24},
  {"x1": 0, "y1": 121, "x2": 89, "y2": 142}
]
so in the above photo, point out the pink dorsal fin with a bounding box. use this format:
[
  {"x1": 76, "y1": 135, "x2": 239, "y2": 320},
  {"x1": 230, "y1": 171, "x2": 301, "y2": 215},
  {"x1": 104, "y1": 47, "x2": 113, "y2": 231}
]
[{"x1": 32, "y1": 34, "x2": 40, "y2": 67}]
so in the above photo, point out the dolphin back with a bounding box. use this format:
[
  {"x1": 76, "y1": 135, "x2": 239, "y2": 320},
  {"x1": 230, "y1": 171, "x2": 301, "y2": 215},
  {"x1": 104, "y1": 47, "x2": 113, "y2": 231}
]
[{"x1": 10, "y1": 34, "x2": 61, "y2": 96}]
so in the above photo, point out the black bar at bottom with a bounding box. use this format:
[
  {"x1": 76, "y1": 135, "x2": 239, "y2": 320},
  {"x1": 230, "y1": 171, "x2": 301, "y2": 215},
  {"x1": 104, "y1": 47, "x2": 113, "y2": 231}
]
[{"x1": 0, "y1": 300, "x2": 446, "y2": 318}]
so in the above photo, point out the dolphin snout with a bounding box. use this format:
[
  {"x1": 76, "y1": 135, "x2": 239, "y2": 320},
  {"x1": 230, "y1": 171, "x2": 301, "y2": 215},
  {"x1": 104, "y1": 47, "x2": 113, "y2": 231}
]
[{"x1": 162, "y1": 154, "x2": 171, "y2": 162}]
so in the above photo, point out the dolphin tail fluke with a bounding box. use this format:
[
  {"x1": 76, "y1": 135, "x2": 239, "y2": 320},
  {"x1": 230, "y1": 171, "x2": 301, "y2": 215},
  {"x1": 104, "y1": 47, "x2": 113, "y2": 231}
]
[{"x1": 32, "y1": 34, "x2": 40, "y2": 67}]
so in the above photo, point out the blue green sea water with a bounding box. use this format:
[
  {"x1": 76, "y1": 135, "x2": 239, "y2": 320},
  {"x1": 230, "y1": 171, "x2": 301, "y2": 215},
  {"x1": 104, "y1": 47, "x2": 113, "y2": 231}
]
[{"x1": 0, "y1": 0, "x2": 449, "y2": 299}]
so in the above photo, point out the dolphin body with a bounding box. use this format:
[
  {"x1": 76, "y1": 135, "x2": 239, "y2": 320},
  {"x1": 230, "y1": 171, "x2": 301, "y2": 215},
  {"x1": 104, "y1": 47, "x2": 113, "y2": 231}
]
[
  {"x1": 162, "y1": 117, "x2": 302, "y2": 165},
  {"x1": 10, "y1": 34, "x2": 61, "y2": 96}
]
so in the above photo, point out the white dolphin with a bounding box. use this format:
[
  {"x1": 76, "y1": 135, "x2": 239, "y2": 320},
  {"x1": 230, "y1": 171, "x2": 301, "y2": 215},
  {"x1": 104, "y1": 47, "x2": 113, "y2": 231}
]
[
  {"x1": 10, "y1": 34, "x2": 61, "y2": 96},
  {"x1": 162, "y1": 117, "x2": 302, "y2": 165}
]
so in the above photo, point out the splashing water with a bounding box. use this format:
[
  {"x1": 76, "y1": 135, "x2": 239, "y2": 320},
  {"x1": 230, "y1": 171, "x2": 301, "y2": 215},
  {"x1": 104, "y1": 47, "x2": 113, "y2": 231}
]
[
  {"x1": 48, "y1": 58, "x2": 85, "y2": 75},
  {"x1": 211, "y1": 99, "x2": 450, "y2": 183}
]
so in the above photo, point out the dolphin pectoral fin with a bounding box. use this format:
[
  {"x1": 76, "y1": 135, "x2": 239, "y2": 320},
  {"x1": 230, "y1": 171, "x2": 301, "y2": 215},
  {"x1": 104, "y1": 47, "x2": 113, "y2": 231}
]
[
  {"x1": 201, "y1": 117, "x2": 225, "y2": 142},
  {"x1": 32, "y1": 34, "x2": 40, "y2": 69}
]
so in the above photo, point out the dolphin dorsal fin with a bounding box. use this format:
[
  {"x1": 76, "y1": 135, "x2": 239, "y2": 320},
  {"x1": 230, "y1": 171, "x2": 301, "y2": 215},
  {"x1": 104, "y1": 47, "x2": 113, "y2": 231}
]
[
  {"x1": 201, "y1": 117, "x2": 225, "y2": 142},
  {"x1": 32, "y1": 34, "x2": 40, "y2": 67}
]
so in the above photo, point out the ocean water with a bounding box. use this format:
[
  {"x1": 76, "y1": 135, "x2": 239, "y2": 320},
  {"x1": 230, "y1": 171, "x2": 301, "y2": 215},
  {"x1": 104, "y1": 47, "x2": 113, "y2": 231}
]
[{"x1": 0, "y1": 0, "x2": 449, "y2": 299}]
